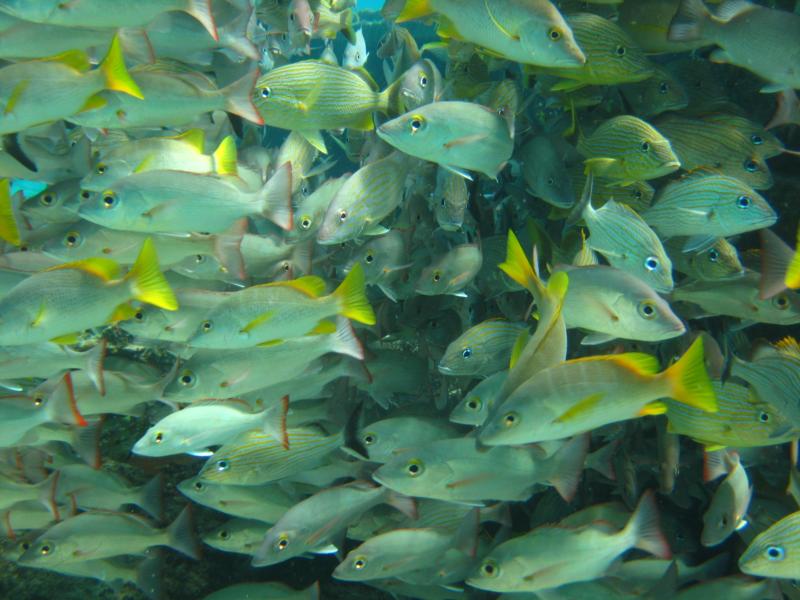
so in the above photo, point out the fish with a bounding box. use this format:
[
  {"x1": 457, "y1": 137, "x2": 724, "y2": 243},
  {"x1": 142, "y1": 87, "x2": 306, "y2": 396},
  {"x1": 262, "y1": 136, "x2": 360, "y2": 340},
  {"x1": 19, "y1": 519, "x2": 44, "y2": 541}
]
[
  {"x1": 357, "y1": 416, "x2": 464, "y2": 463},
  {"x1": 377, "y1": 101, "x2": 514, "y2": 180},
  {"x1": 738, "y1": 510, "x2": 800, "y2": 579},
  {"x1": 431, "y1": 166, "x2": 469, "y2": 231},
  {"x1": 415, "y1": 243, "x2": 483, "y2": 297},
  {"x1": 479, "y1": 336, "x2": 716, "y2": 445},
  {"x1": 666, "y1": 237, "x2": 745, "y2": 282},
  {"x1": 669, "y1": 0, "x2": 800, "y2": 92},
  {"x1": 449, "y1": 371, "x2": 507, "y2": 426},
  {"x1": 619, "y1": 65, "x2": 690, "y2": 118},
  {"x1": 518, "y1": 134, "x2": 575, "y2": 208},
  {"x1": 396, "y1": 0, "x2": 585, "y2": 68},
  {"x1": 343, "y1": 28, "x2": 369, "y2": 69},
  {"x1": 438, "y1": 319, "x2": 526, "y2": 377},
  {"x1": 178, "y1": 478, "x2": 296, "y2": 523},
  {"x1": 701, "y1": 449, "x2": 752, "y2": 547}
]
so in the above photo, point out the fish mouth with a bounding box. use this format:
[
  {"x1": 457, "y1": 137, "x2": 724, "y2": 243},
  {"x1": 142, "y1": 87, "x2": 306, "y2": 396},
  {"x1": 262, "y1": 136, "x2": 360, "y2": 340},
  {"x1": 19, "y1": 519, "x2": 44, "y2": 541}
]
[{"x1": 437, "y1": 364, "x2": 455, "y2": 375}]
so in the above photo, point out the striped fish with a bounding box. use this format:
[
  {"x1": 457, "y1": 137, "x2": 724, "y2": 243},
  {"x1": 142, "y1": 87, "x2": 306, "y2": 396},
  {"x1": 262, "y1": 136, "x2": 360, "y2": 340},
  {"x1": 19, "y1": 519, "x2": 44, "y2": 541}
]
[
  {"x1": 197, "y1": 427, "x2": 344, "y2": 485},
  {"x1": 537, "y1": 13, "x2": 655, "y2": 90},
  {"x1": 568, "y1": 163, "x2": 654, "y2": 213},
  {"x1": 253, "y1": 60, "x2": 401, "y2": 153},
  {"x1": 654, "y1": 115, "x2": 773, "y2": 190},
  {"x1": 666, "y1": 380, "x2": 797, "y2": 449},
  {"x1": 578, "y1": 115, "x2": 680, "y2": 184},
  {"x1": 438, "y1": 319, "x2": 526, "y2": 377},
  {"x1": 700, "y1": 113, "x2": 785, "y2": 160},
  {"x1": 643, "y1": 172, "x2": 776, "y2": 244},
  {"x1": 572, "y1": 174, "x2": 674, "y2": 292},
  {"x1": 432, "y1": 167, "x2": 469, "y2": 231},
  {"x1": 739, "y1": 510, "x2": 800, "y2": 579},
  {"x1": 619, "y1": 65, "x2": 689, "y2": 119},
  {"x1": 317, "y1": 152, "x2": 410, "y2": 245},
  {"x1": 665, "y1": 237, "x2": 744, "y2": 282}
]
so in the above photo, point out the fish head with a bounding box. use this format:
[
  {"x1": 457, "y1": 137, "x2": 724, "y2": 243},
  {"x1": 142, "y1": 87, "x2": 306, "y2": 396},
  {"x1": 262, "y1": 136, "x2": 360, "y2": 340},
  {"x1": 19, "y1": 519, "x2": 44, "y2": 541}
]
[
  {"x1": 253, "y1": 523, "x2": 308, "y2": 566},
  {"x1": 478, "y1": 398, "x2": 548, "y2": 447},
  {"x1": 738, "y1": 522, "x2": 795, "y2": 578},
  {"x1": 450, "y1": 390, "x2": 490, "y2": 426},
  {"x1": 287, "y1": 0, "x2": 313, "y2": 49},
  {"x1": 21, "y1": 179, "x2": 81, "y2": 222},
  {"x1": 132, "y1": 422, "x2": 187, "y2": 457},
  {"x1": 333, "y1": 548, "x2": 379, "y2": 581},
  {"x1": 316, "y1": 195, "x2": 362, "y2": 245},
  {"x1": 466, "y1": 551, "x2": 528, "y2": 592},
  {"x1": 718, "y1": 187, "x2": 777, "y2": 232},
  {"x1": 80, "y1": 157, "x2": 129, "y2": 193},
  {"x1": 371, "y1": 448, "x2": 452, "y2": 498},
  {"x1": 41, "y1": 225, "x2": 92, "y2": 261},
  {"x1": 757, "y1": 289, "x2": 800, "y2": 325},
  {"x1": 627, "y1": 135, "x2": 680, "y2": 180},
  {"x1": 633, "y1": 248, "x2": 674, "y2": 294},
  {"x1": 519, "y1": 14, "x2": 586, "y2": 68},
  {"x1": 376, "y1": 110, "x2": 433, "y2": 158},
  {"x1": 615, "y1": 288, "x2": 686, "y2": 342},
  {"x1": 438, "y1": 338, "x2": 487, "y2": 377},
  {"x1": 176, "y1": 476, "x2": 210, "y2": 502},
  {"x1": 737, "y1": 154, "x2": 773, "y2": 190},
  {"x1": 253, "y1": 70, "x2": 304, "y2": 125},
  {"x1": 690, "y1": 240, "x2": 744, "y2": 281},
  {"x1": 642, "y1": 73, "x2": 689, "y2": 116},
  {"x1": 399, "y1": 60, "x2": 440, "y2": 111},
  {"x1": 118, "y1": 304, "x2": 173, "y2": 339},
  {"x1": 76, "y1": 185, "x2": 141, "y2": 230},
  {"x1": 161, "y1": 363, "x2": 209, "y2": 402},
  {"x1": 18, "y1": 533, "x2": 75, "y2": 569}
]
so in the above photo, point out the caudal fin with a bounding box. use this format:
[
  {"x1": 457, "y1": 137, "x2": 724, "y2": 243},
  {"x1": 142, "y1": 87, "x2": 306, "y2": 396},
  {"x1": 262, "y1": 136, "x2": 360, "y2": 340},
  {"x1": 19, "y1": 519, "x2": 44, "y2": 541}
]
[
  {"x1": 127, "y1": 239, "x2": 178, "y2": 311},
  {"x1": 0, "y1": 179, "x2": 21, "y2": 246},
  {"x1": 165, "y1": 506, "x2": 201, "y2": 560},
  {"x1": 545, "y1": 434, "x2": 589, "y2": 502},
  {"x1": 184, "y1": 0, "x2": 218, "y2": 41},
  {"x1": 333, "y1": 263, "x2": 376, "y2": 325},
  {"x1": 668, "y1": 0, "x2": 711, "y2": 42},
  {"x1": 259, "y1": 161, "x2": 293, "y2": 231},
  {"x1": 786, "y1": 223, "x2": 800, "y2": 289},
  {"x1": 624, "y1": 490, "x2": 671, "y2": 559},
  {"x1": 329, "y1": 317, "x2": 365, "y2": 360},
  {"x1": 211, "y1": 136, "x2": 238, "y2": 177},
  {"x1": 213, "y1": 219, "x2": 247, "y2": 281},
  {"x1": 137, "y1": 473, "x2": 165, "y2": 522},
  {"x1": 396, "y1": 0, "x2": 434, "y2": 22},
  {"x1": 759, "y1": 228, "x2": 794, "y2": 299},
  {"x1": 222, "y1": 69, "x2": 264, "y2": 125},
  {"x1": 662, "y1": 336, "x2": 717, "y2": 412},
  {"x1": 99, "y1": 34, "x2": 144, "y2": 99},
  {"x1": 498, "y1": 229, "x2": 546, "y2": 299}
]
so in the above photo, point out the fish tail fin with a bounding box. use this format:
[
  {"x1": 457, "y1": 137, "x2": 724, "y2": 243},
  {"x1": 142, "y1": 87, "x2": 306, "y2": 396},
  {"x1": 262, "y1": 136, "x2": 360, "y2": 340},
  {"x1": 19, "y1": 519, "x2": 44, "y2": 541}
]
[
  {"x1": 786, "y1": 223, "x2": 800, "y2": 288},
  {"x1": 135, "y1": 552, "x2": 163, "y2": 600},
  {"x1": 71, "y1": 417, "x2": 103, "y2": 469},
  {"x1": 98, "y1": 34, "x2": 144, "y2": 99},
  {"x1": 166, "y1": 506, "x2": 201, "y2": 560},
  {"x1": 213, "y1": 219, "x2": 247, "y2": 281},
  {"x1": 184, "y1": 0, "x2": 218, "y2": 41},
  {"x1": 702, "y1": 449, "x2": 732, "y2": 483},
  {"x1": 330, "y1": 316, "x2": 365, "y2": 360},
  {"x1": 498, "y1": 229, "x2": 546, "y2": 300},
  {"x1": 758, "y1": 228, "x2": 793, "y2": 299},
  {"x1": 662, "y1": 336, "x2": 717, "y2": 412},
  {"x1": 39, "y1": 470, "x2": 62, "y2": 521},
  {"x1": 211, "y1": 135, "x2": 238, "y2": 177},
  {"x1": 587, "y1": 439, "x2": 619, "y2": 481},
  {"x1": 386, "y1": 490, "x2": 418, "y2": 520},
  {"x1": 220, "y1": 8, "x2": 259, "y2": 61},
  {"x1": 333, "y1": 263, "x2": 376, "y2": 325},
  {"x1": 625, "y1": 491, "x2": 672, "y2": 559},
  {"x1": 766, "y1": 90, "x2": 799, "y2": 130},
  {"x1": 47, "y1": 372, "x2": 88, "y2": 427},
  {"x1": 565, "y1": 171, "x2": 593, "y2": 229},
  {"x1": 0, "y1": 179, "x2": 21, "y2": 246},
  {"x1": 126, "y1": 239, "x2": 179, "y2": 311},
  {"x1": 668, "y1": 0, "x2": 711, "y2": 42},
  {"x1": 544, "y1": 434, "x2": 589, "y2": 502},
  {"x1": 258, "y1": 162, "x2": 293, "y2": 231},
  {"x1": 397, "y1": 0, "x2": 434, "y2": 23},
  {"x1": 137, "y1": 473, "x2": 165, "y2": 522},
  {"x1": 340, "y1": 8, "x2": 356, "y2": 44},
  {"x1": 221, "y1": 69, "x2": 264, "y2": 125},
  {"x1": 82, "y1": 338, "x2": 107, "y2": 397},
  {"x1": 378, "y1": 77, "x2": 404, "y2": 117}
]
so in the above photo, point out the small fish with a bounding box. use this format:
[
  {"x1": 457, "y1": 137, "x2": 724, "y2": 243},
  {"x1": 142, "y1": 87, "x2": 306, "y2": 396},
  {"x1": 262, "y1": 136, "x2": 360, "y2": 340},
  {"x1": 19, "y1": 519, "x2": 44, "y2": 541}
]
[
  {"x1": 203, "y1": 519, "x2": 271, "y2": 556},
  {"x1": 449, "y1": 370, "x2": 507, "y2": 426},
  {"x1": 666, "y1": 237, "x2": 744, "y2": 282},
  {"x1": 178, "y1": 478, "x2": 295, "y2": 523},
  {"x1": 416, "y1": 243, "x2": 483, "y2": 297},
  {"x1": 479, "y1": 336, "x2": 716, "y2": 445},
  {"x1": 203, "y1": 581, "x2": 320, "y2": 600},
  {"x1": 377, "y1": 101, "x2": 513, "y2": 180},
  {"x1": 619, "y1": 65, "x2": 690, "y2": 118},
  {"x1": 438, "y1": 319, "x2": 526, "y2": 377},
  {"x1": 358, "y1": 416, "x2": 464, "y2": 463},
  {"x1": 738, "y1": 510, "x2": 800, "y2": 579},
  {"x1": 431, "y1": 167, "x2": 469, "y2": 231},
  {"x1": 343, "y1": 28, "x2": 369, "y2": 69},
  {"x1": 519, "y1": 135, "x2": 575, "y2": 208},
  {"x1": 287, "y1": 0, "x2": 313, "y2": 53},
  {"x1": 701, "y1": 450, "x2": 752, "y2": 547},
  {"x1": 669, "y1": 0, "x2": 800, "y2": 92},
  {"x1": 467, "y1": 492, "x2": 670, "y2": 593}
]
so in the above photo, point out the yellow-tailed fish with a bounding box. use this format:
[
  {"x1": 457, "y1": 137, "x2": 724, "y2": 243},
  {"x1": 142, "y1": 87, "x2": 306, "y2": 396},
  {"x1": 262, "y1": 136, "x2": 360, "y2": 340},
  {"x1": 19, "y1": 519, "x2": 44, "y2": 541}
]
[
  {"x1": 479, "y1": 336, "x2": 716, "y2": 445},
  {"x1": 396, "y1": 0, "x2": 585, "y2": 68}
]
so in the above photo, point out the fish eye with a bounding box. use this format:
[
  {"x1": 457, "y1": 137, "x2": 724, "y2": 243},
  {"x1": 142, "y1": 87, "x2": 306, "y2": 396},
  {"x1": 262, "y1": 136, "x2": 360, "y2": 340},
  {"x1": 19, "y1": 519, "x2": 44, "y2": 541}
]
[
  {"x1": 765, "y1": 545, "x2": 785, "y2": 561},
  {"x1": 634, "y1": 189, "x2": 643, "y2": 199},
  {"x1": 546, "y1": 177, "x2": 555, "y2": 186},
  {"x1": 638, "y1": 300, "x2": 657, "y2": 320},
  {"x1": 644, "y1": 256, "x2": 659, "y2": 271},
  {"x1": 201, "y1": 320, "x2": 213, "y2": 333},
  {"x1": 707, "y1": 248, "x2": 719, "y2": 262},
  {"x1": 32, "y1": 393, "x2": 44, "y2": 407},
  {"x1": 772, "y1": 294, "x2": 790, "y2": 310},
  {"x1": 615, "y1": 45, "x2": 626, "y2": 57},
  {"x1": 462, "y1": 347, "x2": 472, "y2": 359},
  {"x1": 40, "y1": 193, "x2": 54, "y2": 206},
  {"x1": 503, "y1": 412, "x2": 519, "y2": 427},
  {"x1": 364, "y1": 252, "x2": 374, "y2": 264},
  {"x1": 406, "y1": 459, "x2": 424, "y2": 477},
  {"x1": 260, "y1": 87, "x2": 271, "y2": 99},
  {"x1": 20, "y1": 542, "x2": 30, "y2": 551},
  {"x1": 658, "y1": 82, "x2": 669, "y2": 94},
  {"x1": 179, "y1": 370, "x2": 196, "y2": 387},
  {"x1": 432, "y1": 271, "x2": 441, "y2": 283},
  {"x1": 736, "y1": 195, "x2": 751, "y2": 209},
  {"x1": 134, "y1": 309, "x2": 144, "y2": 320},
  {"x1": 276, "y1": 535, "x2": 290, "y2": 551},
  {"x1": 289, "y1": 12, "x2": 295, "y2": 21},
  {"x1": 80, "y1": 190, "x2": 91, "y2": 200},
  {"x1": 96, "y1": 163, "x2": 106, "y2": 175},
  {"x1": 758, "y1": 411, "x2": 770, "y2": 423},
  {"x1": 218, "y1": 529, "x2": 230, "y2": 539},
  {"x1": 419, "y1": 73, "x2": 428, "y2": 87},
  {"x1": 362, "y1": 432, "x2": 376, "y2": 445},
  {"x1": 353, "y1": 556, "x2": 367, "y2": 570},
  {"x1": 743, "y1": 159, "x2": 758, "y2": 173},
  {"x1": 154, "y1": 432, "x2": 163, "y2": 444},
  {"x1": 548, "y1": 27, "x2": 562, "y2": 41},
  {"x1": 410, "y1": 115, "x2": 425, "y2": 133},
  {"x1": 720, "y1": 514, "x2": 728, "y2": 527},
  {"x1": 750, "y1": 134, "x2": 764, "y2": 145},
  {"x1": 64, "y1": 231, "x2": 82, "y2": 248},
  {"x1": 195, "y1": 255, "x2": 206, "y2": 264},
  {"x1": 102, "y1": 192, "x2": 116, "y2": 208},
  {"x1": 481, "y1": 560, "x2": 499, "y2": 577},
  {"x1": 39, "y1": 543, "x2": 53, "y2": 556},
  {"x1": 193, "y1": 481, "x2": 204, "y2": 491},
  {"x1": 640, "y1": 141, "x2": 650, "y2": 152},
  {"x1": 440, "y1": 197, "x2": 446, "y2": 208},
  {"x1": 466, "y1": 397, "x2": 481, "y2": 411},
  {"x1": 216, "y1": 460, "x2": 230, "y2": 472},
  {"x1": 339, "y1": 210, "x2": 347, "y2": 222},
  {"x1": 281, "y1": 262, "x2": 291, "y2": 272},
  {"x1": 300, "y1": 216, "x2": 312, "y2": 229}
]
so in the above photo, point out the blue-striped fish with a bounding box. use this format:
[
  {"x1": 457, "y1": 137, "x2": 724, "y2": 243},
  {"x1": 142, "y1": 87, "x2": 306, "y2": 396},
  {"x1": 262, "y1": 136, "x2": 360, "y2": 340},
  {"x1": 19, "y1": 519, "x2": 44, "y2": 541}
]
[
  {"x1": 643, "y1": 172, "x2": 776, "y2": 250},
  {"x1": 432, "y1": 166, "x2": 469, "y2": 231},
  {"x1": 666, "y1": 238, "x2": 744, "y2": 282},
  {"x1": 317, "y1": 152, "x2": 410, "y2": 245},
  {"x1": 578, "y1": 115, "x2": 680, "y2": 184},
  {"x1": 739, "y1": 510, "x2": 800, "y2": 579},
  {"x1": 438, "y1": 319, "x2": 526, "y2": 377},
  {"x1": 253, "y1": 60, "x2": 401, "y2": 153},
  {"x1": 571, "y1": 174, "x2": 674, "y2": 292},
  {"x1": 700, "y1": 113, "x2": 785, "y2": 160},
  {"x1": 654, "y1": 115, "x2": 773, "y2": 190},
  {"x1": 536, "y1": 13, "x2": 655, "y2": 91}
]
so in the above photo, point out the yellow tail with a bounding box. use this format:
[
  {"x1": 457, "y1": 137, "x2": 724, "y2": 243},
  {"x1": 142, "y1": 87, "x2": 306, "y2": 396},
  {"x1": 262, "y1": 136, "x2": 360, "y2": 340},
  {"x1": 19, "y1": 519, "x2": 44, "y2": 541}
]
[
  {"x1": 498, "y1": 229, "x2": 545, "y2": 298},
  {"x1": 662, "y1": 336, "x2": 717, "y2": 412},
  {"x1": 786, "y1": 223, "x2": 800, "y2": 289},
  {"x1": 100, "y1": 34, "x2": 144, "y2": 99},
  {"x1": 0, "y1": 179, "x2": 21, "y2": 246},
  {"x1": 334, "y1": 263, "x2": 376, "y2": 325},
  {"x1": 212, "y1": 136, "x2": 238, "y2": 177},
  {"x1": 397, "y1": 0, "x2": 434, "y2": 22},
  {"x1": 126, "y1": 239, "x2": 178, "y2": 311}
]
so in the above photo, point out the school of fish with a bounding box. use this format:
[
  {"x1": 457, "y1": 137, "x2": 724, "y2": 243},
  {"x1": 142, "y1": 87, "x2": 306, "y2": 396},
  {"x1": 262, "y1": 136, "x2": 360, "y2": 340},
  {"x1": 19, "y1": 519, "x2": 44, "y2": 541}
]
[{"x1": 0, "y1": 0, "x2": 799, "y2": 598}]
